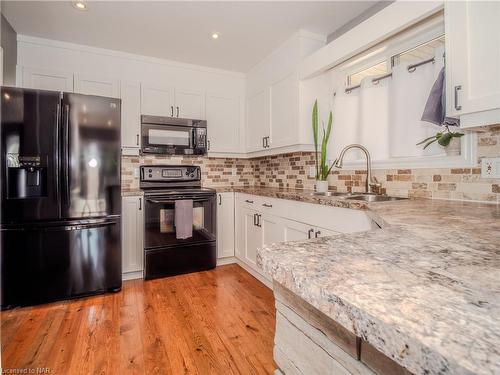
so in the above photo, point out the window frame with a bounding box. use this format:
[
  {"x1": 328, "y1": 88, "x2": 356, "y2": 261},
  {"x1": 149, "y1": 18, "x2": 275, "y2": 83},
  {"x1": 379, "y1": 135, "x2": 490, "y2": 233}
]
[{"x1": 330, "y1": 13, "x2": 477, "y2": 170}]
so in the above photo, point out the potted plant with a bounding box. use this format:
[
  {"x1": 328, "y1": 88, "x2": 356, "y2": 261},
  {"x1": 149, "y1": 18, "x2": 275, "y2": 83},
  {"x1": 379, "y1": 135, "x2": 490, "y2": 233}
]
[
  {"x1": 416, "y1": 125, "x2": 464, "y2": 155},
  {"x1": 312, "y1": 100, "x2": 336, "y2": 193}
]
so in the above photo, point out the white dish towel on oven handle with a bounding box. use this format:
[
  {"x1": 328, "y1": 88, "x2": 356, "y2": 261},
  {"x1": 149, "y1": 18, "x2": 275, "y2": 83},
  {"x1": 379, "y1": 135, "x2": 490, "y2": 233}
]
[{"x1": 175, "y1": 199, "x2": 193, "y2": 239}]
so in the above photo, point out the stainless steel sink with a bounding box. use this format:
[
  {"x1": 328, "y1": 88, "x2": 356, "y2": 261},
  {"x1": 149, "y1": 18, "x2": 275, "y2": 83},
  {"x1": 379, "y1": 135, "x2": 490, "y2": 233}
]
[
  {"x1": 311, "y1": 191, "x2": 354, "y2": 197},
  {"x1": 344, "y1": 195, "x2": 407, "y2": 202}
]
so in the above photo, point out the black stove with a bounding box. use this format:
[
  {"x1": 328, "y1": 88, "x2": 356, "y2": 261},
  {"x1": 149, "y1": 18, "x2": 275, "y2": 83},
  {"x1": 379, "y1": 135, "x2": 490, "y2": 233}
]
[{"x1": 140, "y1": 165, "x2": 216, "y2": 279}]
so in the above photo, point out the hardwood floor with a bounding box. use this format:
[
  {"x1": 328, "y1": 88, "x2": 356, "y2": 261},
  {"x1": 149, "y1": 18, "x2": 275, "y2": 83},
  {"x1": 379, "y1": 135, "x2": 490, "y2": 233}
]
[{"x1": 1, "y1": 264, "x2": 276, "y2": 374}]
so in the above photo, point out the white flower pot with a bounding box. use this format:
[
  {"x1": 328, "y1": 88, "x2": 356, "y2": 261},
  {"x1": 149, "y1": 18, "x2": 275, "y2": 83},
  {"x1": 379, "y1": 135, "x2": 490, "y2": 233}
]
[
  {"x1": 443, "y1": 137, "x2": 461, "y2": 156},
  {"x1": 315, "y1": 180, "x2": 329, "y2": 193}
]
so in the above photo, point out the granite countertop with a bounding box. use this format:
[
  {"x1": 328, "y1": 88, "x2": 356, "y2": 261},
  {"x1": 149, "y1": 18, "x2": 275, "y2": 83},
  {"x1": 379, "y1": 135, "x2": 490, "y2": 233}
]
[{"x1": 221, "y1": 186, "x2": 500, "y2": 375}]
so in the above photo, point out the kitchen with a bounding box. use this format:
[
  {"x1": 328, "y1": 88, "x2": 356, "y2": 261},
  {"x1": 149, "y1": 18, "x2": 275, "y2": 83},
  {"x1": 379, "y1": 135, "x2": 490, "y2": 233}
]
[{"x1": 1, "y1": 1, "x2": 499, "y2": 374}]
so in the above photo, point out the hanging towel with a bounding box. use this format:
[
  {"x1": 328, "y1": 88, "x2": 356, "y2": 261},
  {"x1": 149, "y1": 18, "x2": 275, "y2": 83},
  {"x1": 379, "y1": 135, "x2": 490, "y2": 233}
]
[
  {"x1": 175, "y1": 200, "x2": 193, "y2": 239},
  {"x1": 421, "y1": 67, "x2": 459, "y2": 127}
]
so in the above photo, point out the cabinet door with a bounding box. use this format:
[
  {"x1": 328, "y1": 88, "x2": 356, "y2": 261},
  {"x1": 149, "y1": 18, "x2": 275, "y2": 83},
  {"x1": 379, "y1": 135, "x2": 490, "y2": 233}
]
[
  {"x1": 121, "y1": 81, "x2": 141, "y2": 148},
  {"x1": 206, "y1": 92, "x2": 241, "y2": 153},
  {"x1": 122, "y1": 196, "x2": 144, "y2": 275},
  {"x1": 261, "y1": 213, "x2": 285, "y2": 246},
  {"x1": 217, "y1": 192, "x2": 235, "y2": 258},
  {"x1": 270, "y1": 73, "x2": 299, "y2": 148},
  {"x1": 313, "y1": 227, "x2": 340, "y2": 239},
  {"x1": 22, "y1": 67, "x2": 73, "y2": 92},
  {"x1": 74, "y1": 74, "x2": 120, "y2": 98},
  {"x1": 282, "y1": 219, "x2": 313, "y2": 242},
  {"x1": 242, "y1": 208, "x2": 261, "y2": 266},
  {"x1": 246, "y1": 90, "x2": 270, "y2": 152},
  {"x1": 174, "y1": 88, "x2": 205, "y2": 119},
  {"x1": 446, "y1": 1, "x2": 500, "y2": 118},
  {"x1": 141, "y1": 84, "x2": 174, "y2": 117}
]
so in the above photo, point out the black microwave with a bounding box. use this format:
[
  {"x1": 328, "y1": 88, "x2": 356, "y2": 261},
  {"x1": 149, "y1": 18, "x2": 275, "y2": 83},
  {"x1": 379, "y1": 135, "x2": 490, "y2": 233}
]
[{"x1": 141, "y1": 115, "x2": 207, "y2": 155}]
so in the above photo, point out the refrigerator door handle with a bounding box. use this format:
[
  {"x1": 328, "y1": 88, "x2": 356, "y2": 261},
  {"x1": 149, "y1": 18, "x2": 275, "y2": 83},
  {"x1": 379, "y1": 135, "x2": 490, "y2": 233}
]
[
  {"x1": 54, "y1": 103, "x2": 61, "y2": 201},
  {"x1": 62, "y1": 104, "x2": 70, "y2": 205}
]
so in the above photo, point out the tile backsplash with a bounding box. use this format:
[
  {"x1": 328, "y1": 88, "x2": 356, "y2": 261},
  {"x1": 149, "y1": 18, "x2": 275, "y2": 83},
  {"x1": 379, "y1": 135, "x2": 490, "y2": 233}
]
[
  {"x1": 122, "y1": 154, "x2": 258, "y2": 191},
  {"x1": 123, "y1": 125, "x2": 500, "y2": 203}
]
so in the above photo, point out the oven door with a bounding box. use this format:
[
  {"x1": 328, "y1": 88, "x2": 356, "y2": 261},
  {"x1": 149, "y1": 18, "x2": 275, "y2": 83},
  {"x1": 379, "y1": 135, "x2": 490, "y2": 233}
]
[
  {"x1": 144, "y1": 191, "x2": 216, "y2": 249},
  {"x1": 141, "y1": 123, "x2": 193, "y2": 155}
]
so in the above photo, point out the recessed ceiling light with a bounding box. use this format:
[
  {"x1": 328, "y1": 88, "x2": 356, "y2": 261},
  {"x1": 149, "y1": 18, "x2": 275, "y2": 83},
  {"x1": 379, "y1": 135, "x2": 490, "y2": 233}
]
[
  {"x1": 72, "y1": 1, "x2": 88, "y2": 11},
  {"x1": 211, "y1": 32, "x2": 220, "y2": 40}
]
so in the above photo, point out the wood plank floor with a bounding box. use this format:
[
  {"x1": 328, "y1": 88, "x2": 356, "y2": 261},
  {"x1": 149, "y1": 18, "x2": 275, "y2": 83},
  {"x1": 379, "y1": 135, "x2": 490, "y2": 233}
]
[{"x1": 1, "y1": 264, "x2": 276, "y2": 374}]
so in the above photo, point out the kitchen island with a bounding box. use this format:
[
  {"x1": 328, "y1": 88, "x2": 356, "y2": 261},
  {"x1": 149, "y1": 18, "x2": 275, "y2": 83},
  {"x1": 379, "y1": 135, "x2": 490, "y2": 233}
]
[{"x1": 256, "y1": 196, "x2": 500, "y2": 375}]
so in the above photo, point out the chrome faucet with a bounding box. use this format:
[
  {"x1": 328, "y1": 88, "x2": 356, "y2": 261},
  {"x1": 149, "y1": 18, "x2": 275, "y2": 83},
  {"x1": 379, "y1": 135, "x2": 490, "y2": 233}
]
[{"x1": 334, "y1": 144, "x2": 381, "y2": 194}]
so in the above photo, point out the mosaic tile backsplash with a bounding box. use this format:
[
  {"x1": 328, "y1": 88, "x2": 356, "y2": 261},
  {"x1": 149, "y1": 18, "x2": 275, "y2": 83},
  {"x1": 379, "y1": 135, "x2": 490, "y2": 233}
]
[{"x1": 123, "y1": 125, "x2": 500, "y2": 203}]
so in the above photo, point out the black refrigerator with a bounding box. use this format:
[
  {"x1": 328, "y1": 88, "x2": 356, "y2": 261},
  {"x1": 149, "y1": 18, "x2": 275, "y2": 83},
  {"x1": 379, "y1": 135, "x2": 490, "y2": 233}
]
[{"x1": 0, "y1": 87, "x2": 122, "y2": 309}]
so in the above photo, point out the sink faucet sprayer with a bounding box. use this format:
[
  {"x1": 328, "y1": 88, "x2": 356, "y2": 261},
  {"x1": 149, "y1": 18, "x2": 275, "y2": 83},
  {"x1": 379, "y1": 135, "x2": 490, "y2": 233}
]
[{"x1": 334, "y1": 144, "x2": 381, "y2": 194}]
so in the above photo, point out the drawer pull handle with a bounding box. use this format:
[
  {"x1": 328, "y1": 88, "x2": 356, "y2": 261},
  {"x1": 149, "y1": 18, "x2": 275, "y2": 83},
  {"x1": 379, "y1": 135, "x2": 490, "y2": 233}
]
[
  {"x1": 245, "y1": 200, "x2": 254, "y2": 204},
  {"x1": 308, "y1": 228, "x2": 314, "y2": 239},
  {"x1": 315, "y1": 230, "x2": 321, "y2": 238},
  {"x1": 454, "y1": 85, "x2": 462, "y2": 111},
  {"x1": 262, "y1": 203, "x2": 272, "y2": 208}
]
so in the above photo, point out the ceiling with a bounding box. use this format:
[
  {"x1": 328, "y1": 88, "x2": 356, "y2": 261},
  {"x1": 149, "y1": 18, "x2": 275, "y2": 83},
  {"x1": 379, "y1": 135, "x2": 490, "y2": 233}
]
[{"x1": 1, "y1": 1, "x2": 379, "y2": 72}]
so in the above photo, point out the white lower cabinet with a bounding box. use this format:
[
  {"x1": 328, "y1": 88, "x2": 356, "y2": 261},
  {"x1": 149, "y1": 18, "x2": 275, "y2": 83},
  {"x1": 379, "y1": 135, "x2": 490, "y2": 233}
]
[
  {"x1": 217, "y1": 192, "x2": 235, "y2": 259},
  {"x1": 122, "y1": 195, "x2": 144, "y2": 279},
  {"x1": 235, "y1": 193, "x2": 369, "y2": 280},
  {"x1": 239, "y1": 207, "x2": 261, "y2": 266}
]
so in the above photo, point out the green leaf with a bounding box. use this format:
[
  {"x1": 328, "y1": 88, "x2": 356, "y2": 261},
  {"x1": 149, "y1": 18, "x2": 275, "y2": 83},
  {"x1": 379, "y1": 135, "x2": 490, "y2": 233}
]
[
  {"x1": 312, "y1": 100, "x2": 319, "y2": 179},
  {"x1": 437, "y1": 132, "x2": 453, "y2": 146},
  {"x1": 423, "y1": 138, "x2": 438, "y2": 149},
  {"x1": 416, "y1": 135, "x2": 437, "y2": 146},
  {"x1": 451, "y1": 132, "x2": 465, "y2": 138}
]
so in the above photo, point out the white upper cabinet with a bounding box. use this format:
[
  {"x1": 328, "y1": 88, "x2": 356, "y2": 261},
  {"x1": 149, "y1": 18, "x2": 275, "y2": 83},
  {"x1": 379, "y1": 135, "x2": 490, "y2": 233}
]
[
  {"x1": 141, "y1": 83, "x2": 174, "y2": 117},
  {"x1": 174, "y1": 88, "x2": 205, "y2": 119},
  {"x1": 140, "y1": 84, "x2": 206, "y2": 119},
  {"x1": 245, "y1": 31, "x2": 325, "y2": 154},
  {"x1": 206, "y1": 92, "x2": 241, "y2": 153},
  {"x1": 246, "y1": 90, "x2": 270, "y2": 152},
  {"x1": 446, "y1": 0, "x2": 500, "y2": 127},
  {"x1": 22, "y1": 67, "x2": 73, "y2": 92},
  {"x1": 216, "y1": 192, "x2": 235, "y2": 259},
  {"x1": 121, "y1": 81, "x2": 141, "y2": 149},
  {"x1": 74, "y1": 74, "x2": 120, "y2": 98},
  {"x1": 270, "y1": 73, "x2": 299, "y2": 148}
]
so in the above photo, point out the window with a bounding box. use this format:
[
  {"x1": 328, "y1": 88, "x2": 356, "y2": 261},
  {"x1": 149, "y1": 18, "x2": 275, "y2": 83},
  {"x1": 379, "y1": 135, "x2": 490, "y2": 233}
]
[
  {"x1": 392, "y1": 36, "x2": 445, "y2": 67},
  {"x1": 348, "y1": 61, "x2": 388, "y2": 87},
  {"x1": 329, "y1": 15, "x2": 475, "y2": 169}
]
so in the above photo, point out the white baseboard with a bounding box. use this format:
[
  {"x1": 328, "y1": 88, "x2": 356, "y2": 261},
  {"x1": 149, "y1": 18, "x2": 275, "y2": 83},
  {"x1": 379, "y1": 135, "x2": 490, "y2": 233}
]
[
  {"x1": 122, "y1": 270, "x2": 143, "y2": 281},
  {"x1": 235, "y1": 258, "x2": 273, "y2": 289},
  {"x1": 217, "y1": 256, "x2": 237, "y2": 266}
]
